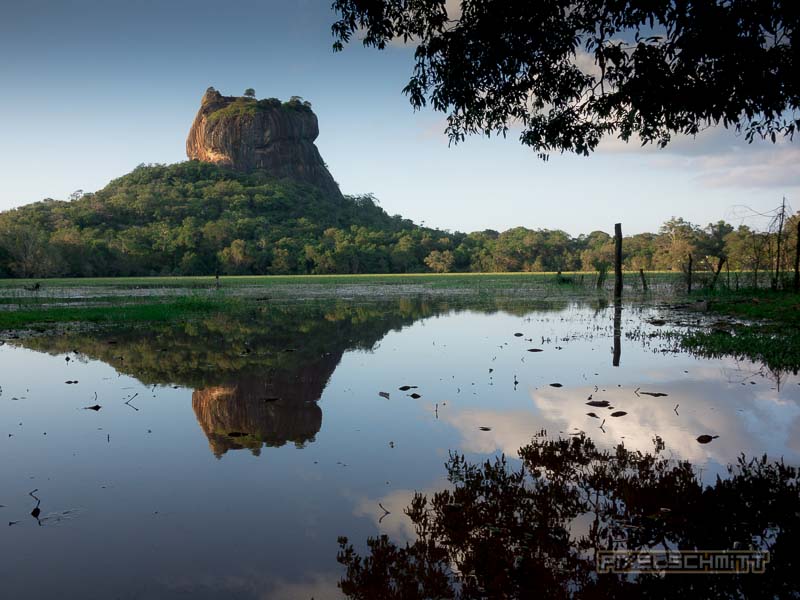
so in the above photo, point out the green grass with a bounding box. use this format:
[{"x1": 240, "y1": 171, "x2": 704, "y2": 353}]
[
  {"x1": 0, "y1": 297, "x2": 222, "y2": 330},
  {"x1": 206, "y1": 97, "x2": 312, "y2": 125},
  {"x1": 679, "y1": 288, "x2": 800, "y2": 372},
  {"x1": 0, "y1": 271, "x2": 686, "y2": 289}
]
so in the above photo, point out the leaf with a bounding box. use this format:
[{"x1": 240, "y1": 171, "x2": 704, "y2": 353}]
[
  {"x1": 610, "y1": 411, "x2": 627, "y2": 417},
  {"x1": 479, "y1": 426, "x2": 491, "y2": 431},
  {"x1": 586, "y1": 400, "x2": 610, "y2": 408},
  {"x1": 398, "y1": 385, "x2": 418, "y2": 391},
  {"x1": 527, "y1": 348, "x2": 543, "y2": 353},
  {"x1": 84, "y1": 405, "x2": 101, "y2": 411},
  {"x1": 409, "y1": 393, "x2": 422, "y2": 399},
  {"x1": 514, "y1": 333, "x2": 523, "y2": 337},
  {"x1": 640, "y1": 391, "x2": 668, "y2": 397},
  {"x1": 549, "y1": 383, "x2": 563, "y2": 388},
  {"x1": 586, "y1": 412, "x2": 599, "y2": 418},
  {"x1": 379, "y1": 391, "x2": 390, "y2": 399},
  {"x1": 696, "y1": 434, "x2": 719, "y2": 444}
]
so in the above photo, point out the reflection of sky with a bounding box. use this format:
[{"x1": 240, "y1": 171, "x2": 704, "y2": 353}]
[{"x1": 1, "y1": 302, "x2": 799, "y2": 597}]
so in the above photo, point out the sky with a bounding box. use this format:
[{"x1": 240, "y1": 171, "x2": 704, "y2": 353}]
[{"x1": 1, "y1": 0, "x2": 797, "y2": 236}]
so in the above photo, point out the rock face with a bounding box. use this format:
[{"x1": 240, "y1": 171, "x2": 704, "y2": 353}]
[{"x1": 186, "y1": 87, "x2": 341, "y2": 198}]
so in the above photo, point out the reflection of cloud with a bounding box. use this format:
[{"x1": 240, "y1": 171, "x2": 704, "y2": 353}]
[
  {"x1": 151, "y1": 571, "x2": 343, "y2": 600},
  {"x1": 353, "y1": 480, "x2": 449, "y2": 543},
  {"x1": 443, "y1": 408, "x2": 546, "y2": 456},
  {"x1": 265, "y1": 573, "x2": 343, "y2": 600},
  {"x1": 441, "y1": 381, "x2": 800, "y2": 469}
]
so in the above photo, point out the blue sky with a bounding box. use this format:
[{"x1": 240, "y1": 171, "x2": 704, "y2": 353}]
[{"x1": 1, "y1": 0, "x2": 797, "y2": 235}]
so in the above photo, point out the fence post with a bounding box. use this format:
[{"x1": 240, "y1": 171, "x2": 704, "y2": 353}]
[
  {"x1": 794, "y1": 220, "x2": 799, "y2": 293},
  {"x1": 687, "y1": 254, "x2": 693, "y2": 295},
  {"x1": 614, "y1": 223, "x2": 623, "y2": 299},
  {"x1": 639, "y1": 268, "x2": 648, "y2": 292}
]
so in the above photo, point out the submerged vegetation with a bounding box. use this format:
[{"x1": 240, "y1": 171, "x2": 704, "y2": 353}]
[{"x1": 679, "y1": 288, "x2": 800, "y2": 373}]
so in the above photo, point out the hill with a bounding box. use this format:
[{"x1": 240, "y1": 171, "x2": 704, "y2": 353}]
[{"x1": 0, "y1": 161, "x2": 448, "y2": 277}]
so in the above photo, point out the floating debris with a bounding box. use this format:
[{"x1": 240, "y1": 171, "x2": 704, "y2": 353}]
[
  {"x1": 514, "y1": 333, "x2": 523, "y2": 337},
  {"x1": 586, "y1": 413, "x2": 599, "y2": 418},
  {"x1": 398, "y1": 385, "x2": 418, "y2": 391},
  {"x1": 527, "y1": 348, "x2": 543, "y2": 353},
  {"x1": 549, "y1": 383, "x2": 563, "y2": 388},
  {"x1": 409, "y1": 393, "x2": 422, "y2": 399},
  {"x1": 696, "y1": 435, "x2": 719, "y2": 444},
  {"x1": 479, "y1": 426, "x2": 492, "y2": 431},
  {"x1": 65, "y1": 380, "x2": 79, "y2": 385},
  {"x1": 586, "y1": 400, "x2": 610, "y2": 408},
  {"x1": 378, "y1": 392, "x2": 390, "y2": 400},
  {"x1": 83, "y1": 405, "x2": 101, "y2": 411},
  {"x1": 610, "y1": 411, "x2": 627, "y2": 417}
]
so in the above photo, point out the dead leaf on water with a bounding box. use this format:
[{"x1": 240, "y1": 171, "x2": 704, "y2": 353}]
[
  {"x1": 696, "y1": 434, "x2": 719, "y2": 444},
  {"x1": 610, "y1": 411, "x2": 627, "y2": 417},
  {"x1": 586, "y1": 400, "x2": 610, "y2": 408}
]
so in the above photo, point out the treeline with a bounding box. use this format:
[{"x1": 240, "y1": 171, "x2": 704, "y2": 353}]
[{"x1": 0, "y1": 161, "x2": 797, "y2": 280}]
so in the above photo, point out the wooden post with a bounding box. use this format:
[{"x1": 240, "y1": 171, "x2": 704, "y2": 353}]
[
  {"x1": 612, "y1": 299, "x2": 622, "y2": 367},
  {"x1": 794, "y1": 220, "x2": 800, "y2": 293},
  {"x1": 687, "y1": 254, "x2": 693, "y2": 295},
  {"x1": 710, "y1": 256, "x2": 725, "y2": 290},
  {"x1": 639, "y1": 268, "x2": 648, "y2": 292},
  {"x1": 614, "y1": 223, "x2": 623, "y2": 298}
]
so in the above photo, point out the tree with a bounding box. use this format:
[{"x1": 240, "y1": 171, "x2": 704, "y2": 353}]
[
  {"x1": 243, "y1": 88, "x2": 256, "y2": 98},
  {"x1": 424, "y1": 249, "x2": 455, "y2": 272},
  {"x1": 332, "y1": 1, "x2": 799, "y2": 158}
]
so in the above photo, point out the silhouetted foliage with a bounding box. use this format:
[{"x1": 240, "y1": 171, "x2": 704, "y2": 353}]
[
  {"x1": 332, "y1": 0, "x2": 799, "y2": 157},
  {"x1": 338, "y1": 434, "x2": 799, "y2": 599}
]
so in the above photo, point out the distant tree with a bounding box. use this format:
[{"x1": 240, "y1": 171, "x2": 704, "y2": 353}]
[
  {"x1": 424, "y1": 249, "x2": 455, "y2": 273},
  {"x1": 332, "y1": 0, "x2": 799, "y2": 158},
  {"x1": 68, "y1": 189, "x2": 84, "y2": 202},
  {"x1": 243, "y1": 88, "x2": 256, "y2": 98}
]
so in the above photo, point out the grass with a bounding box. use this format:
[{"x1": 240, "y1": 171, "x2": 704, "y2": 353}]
[
  {"x1": 0, "y1": 297, "x2": 222, "y2": 330},
  {"x1": 679, "y1": 288, "x2": 800, "y2": 372},
  {"x1": 206, "y1": 97, "x2": 312, "y2": 125},
  {"x1": 0, "y1": 271, "x2": 686, "y2": 289}
]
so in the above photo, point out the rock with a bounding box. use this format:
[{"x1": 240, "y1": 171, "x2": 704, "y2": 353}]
[{"x1": 186, "y1": 87, "x2": 342, "y2": 198}]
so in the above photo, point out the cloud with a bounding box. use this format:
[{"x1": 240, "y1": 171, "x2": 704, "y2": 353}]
[{"x1": 599, "y1": 126, "x2": 800, "y2": 190}]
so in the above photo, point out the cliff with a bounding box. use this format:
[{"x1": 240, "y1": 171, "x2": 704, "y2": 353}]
[{"x1": 186, "y1": 87, "x2": 342, "y2": 199}]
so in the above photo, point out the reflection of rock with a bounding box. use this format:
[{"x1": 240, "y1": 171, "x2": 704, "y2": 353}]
[{"x1": 191, "y1": 355, "x2": 338, "y2": 457}]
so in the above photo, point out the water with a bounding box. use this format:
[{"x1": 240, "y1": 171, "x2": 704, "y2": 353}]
[{"x1": 1, "y1": 298, "x2": 798, "y2": 598}]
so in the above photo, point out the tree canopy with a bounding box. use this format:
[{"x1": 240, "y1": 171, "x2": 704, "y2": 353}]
[{"x1": 332, "y1": 0, "x2": 799, "y2": 157}]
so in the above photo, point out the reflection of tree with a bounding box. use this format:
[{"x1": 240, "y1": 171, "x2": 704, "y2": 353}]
[{"x1": 337, "y1": 435, "x2": 799, "y2": 599}]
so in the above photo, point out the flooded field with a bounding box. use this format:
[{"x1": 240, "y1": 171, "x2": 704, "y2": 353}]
[{"x1": 1, "y1": 294, "x2": 798, "y2": 599}]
